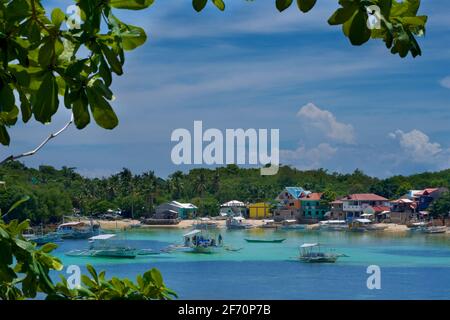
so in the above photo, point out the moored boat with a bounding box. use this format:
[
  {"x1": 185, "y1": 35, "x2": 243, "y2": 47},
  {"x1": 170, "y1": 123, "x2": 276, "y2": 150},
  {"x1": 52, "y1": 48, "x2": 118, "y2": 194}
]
[
  {"x1": 65, "y1": 234, "x2": 138, "y2": 258},
  {"x1": 260, "y1": 219, "x2": 278, "y2": 229},
  {"x1": 194, "y1": 217, "x2": 218, "y2": 229},
  {"x1": 298, "y1": 243, "x2": 343, "y2": 263},
  {"x1": 245, "y1": 238, "x2": 285, "y2": 243},
  {"x1": 319, "y1": 220, "x2": 348, "y2": 231},
  {"x1": 183, "y1": 229, "x2": 223, "y2": 253},
  {"x1": 56, "y1": 221, "x2": 100, "y2": 239},
  {"x1": 423, "y1": 226, "x2": 447, "y2": 234},
  {"x1": 280, "y1": 219, "x2": 306, "y2": 230},
  {"x1": 226, "y1": 216, "x2": 253, "y2": 230}
]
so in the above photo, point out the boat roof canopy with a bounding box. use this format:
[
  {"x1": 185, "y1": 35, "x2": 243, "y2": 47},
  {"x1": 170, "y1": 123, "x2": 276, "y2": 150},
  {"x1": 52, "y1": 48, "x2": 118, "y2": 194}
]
[
  {"x1": 89, "y1": 234, "x2": 116, "y2": 240},
  {"x1": 184, "y1": 229, "x2": 201, "y2": 237},
  {"x1": 300, "y1": 243, "x2": 318, "y2": 248},
  {"x1": 58, "y1": 221, "x2": 85, "y2": 227}
]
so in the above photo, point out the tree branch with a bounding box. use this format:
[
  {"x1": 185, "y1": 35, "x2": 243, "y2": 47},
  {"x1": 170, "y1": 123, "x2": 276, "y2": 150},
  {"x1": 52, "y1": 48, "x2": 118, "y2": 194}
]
[{"x1": 0, "y1": 114, "x2": 74, "y2": 165}]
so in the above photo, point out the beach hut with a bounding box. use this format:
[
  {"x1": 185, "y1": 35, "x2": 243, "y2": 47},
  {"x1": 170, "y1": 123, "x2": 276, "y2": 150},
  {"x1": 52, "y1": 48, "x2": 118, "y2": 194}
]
[
  {"x1": 248, "y1": 203, "x2": 271, "y2": 219},
  {"x1": 155, "y1": 201, "x2": 198, "y2": 219}
]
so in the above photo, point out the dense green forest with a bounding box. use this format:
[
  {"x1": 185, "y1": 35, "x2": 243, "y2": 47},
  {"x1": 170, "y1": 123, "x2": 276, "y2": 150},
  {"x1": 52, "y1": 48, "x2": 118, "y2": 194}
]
[{"x1": 1, "y1": 161, "x2": 449, "y2": 224}]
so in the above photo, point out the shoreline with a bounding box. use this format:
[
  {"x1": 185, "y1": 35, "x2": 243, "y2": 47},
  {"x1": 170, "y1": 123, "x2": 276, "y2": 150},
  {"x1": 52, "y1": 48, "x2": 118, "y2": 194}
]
[{"x1": 77, "y1": 218, "x2": 448, "y2": 235}]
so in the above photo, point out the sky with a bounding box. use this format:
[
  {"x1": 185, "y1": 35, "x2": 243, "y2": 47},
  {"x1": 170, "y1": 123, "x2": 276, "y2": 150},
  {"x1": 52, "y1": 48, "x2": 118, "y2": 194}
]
[{"x1": 4, "y1": 0, "x2": 450, "y2": 178}]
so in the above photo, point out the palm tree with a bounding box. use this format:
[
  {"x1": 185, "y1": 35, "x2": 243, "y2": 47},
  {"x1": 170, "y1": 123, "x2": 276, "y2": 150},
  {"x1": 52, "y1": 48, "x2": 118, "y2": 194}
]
[
  {"x1": 194, "y1": 172, "x2": 207, "y2": 199},
  {"x1": 169, "y1": 171, "x2": 184, "y2": 199}
]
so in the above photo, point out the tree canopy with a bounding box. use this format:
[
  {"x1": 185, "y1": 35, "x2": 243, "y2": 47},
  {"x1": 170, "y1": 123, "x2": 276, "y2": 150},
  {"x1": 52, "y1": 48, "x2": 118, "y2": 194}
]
[{"x1": 1, "y1": 162, "x2": 449, "y2": 222}]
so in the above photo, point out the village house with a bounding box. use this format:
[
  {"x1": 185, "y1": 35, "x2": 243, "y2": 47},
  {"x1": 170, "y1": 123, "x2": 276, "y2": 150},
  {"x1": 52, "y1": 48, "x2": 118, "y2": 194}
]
[
  {"x1": 247, "y1": 202, "x2": 271, "y2": 219},
  {"x1": 331, "y1": 193, "x2": 390, "y2": 222},
  {"x1": 155, "y1": 201, "x2": 198, "y2": 219},
  {"x1": 299, "y1": 192, "x2": 330, "y2": 223},
  {"x1": 390, "y1": 187, "x2": 448, "y2": 223},
  {"x1": 273, "y1": 187, "x2": 311, "y2": 221}
]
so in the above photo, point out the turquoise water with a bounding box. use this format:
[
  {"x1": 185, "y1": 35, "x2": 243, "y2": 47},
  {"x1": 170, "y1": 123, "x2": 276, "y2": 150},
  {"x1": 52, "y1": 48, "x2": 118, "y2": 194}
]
[{"x1": 51, "y1": 228, "x2": 450, "y2": 299}]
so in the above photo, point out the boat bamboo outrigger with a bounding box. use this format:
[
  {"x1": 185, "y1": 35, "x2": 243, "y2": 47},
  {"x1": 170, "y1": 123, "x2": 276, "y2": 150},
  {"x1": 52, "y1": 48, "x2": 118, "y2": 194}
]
[{"x1": 299, "y1": 243, "x2": 344, "y2": 263}]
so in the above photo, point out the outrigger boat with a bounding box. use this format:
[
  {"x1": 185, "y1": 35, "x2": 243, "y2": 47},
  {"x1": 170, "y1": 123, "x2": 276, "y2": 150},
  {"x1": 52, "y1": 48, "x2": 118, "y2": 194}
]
[
  {"x1": 260, "y1": 219, "x2": 278, "y2": 229},
  {"x1": 245, "y1": 238, "x2": 286, "y2": 243},
  {"x1": 23, "y1": 227, "x2": 61, "y2": 245},
  {"x1": 407, "y1": 221, "x2": 428, "y2": 232},
  {"x1": 182, "y1": 229, "x2": 223, "y2": 253},
  {"x1": 24, "y1": 232, "x2": 61, "y2": 245},
  {"x1": 423, "y1": 226, "x2": 447, "y2": 234},
  {"x1": 319, "y1": 220, "x2": 348, "y2": 231},
  {"x1": 299, "y1": 243, "x2": 344, "y2": 263},
  {"x1": 57, "y1": 221, "x2": 100, "y2": 239},
  {"x1": 193, "y1": 217, "x2": 218, "y2": 229},
  {"x1": 65, "y1": 234, "x2": 138, "y2": 259},
  {"x1": 280, "y1": 219, "x2": 306, "y2": 230},
  {"x1": 226, "y1": 216, "x2": 253, "y2": 230}
]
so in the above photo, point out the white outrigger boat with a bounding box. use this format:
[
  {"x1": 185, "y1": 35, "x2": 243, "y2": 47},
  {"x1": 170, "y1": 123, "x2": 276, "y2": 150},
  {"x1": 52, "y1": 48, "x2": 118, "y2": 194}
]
[
  {"x1": 280, "y1": 219, "x2": 306, "y2": 230},
  {"x1": 182, "y1": 229, "x2": 223, "y2": 253},
  {"x1": 423, "y1": 226, "x2": 447, "y2": 234},
  {"x1": 260, "y1": 219, "x2": 278, "y2": 229},
  {"x1": 299, "y1": 243, "x2": 344, "y2": 263},
  {"x1": 65, "y1": 234, "x2": 138, "y2": 259},
  {"x1": 193, "y1": 217, "x2": 218, "y2": 229},
  {"x1": 56, "y1": 221, "x2": 100, "y2": 239},
  {"x1": 319, "y1": 220, "x2": 348, "y2": 231},
  {"x1": 407, "y1": 221, "x2": 428, "y2": 232},
  {"x1": 226, "y1": 216, "x2": 253, "y2": 230}
]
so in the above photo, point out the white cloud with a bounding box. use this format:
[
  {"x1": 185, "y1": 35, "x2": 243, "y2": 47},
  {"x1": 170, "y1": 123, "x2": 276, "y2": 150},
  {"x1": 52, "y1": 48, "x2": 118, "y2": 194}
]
[
  {"x1": 390, "y1": 129, "x2": 442, "y2": 163},
  {"x1": 297, "y1": 103, "x2": 355, "y2": 144},
  {"x1": 281, "y1": 143, "x2": 337, "y2": 169},
  {"x1": 439, "y1": 76, "x2": 450, "y2": 89}
]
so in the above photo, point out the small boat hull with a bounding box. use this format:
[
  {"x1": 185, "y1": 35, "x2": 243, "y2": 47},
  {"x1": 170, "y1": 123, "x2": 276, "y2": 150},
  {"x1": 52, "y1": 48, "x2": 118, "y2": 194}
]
[
  {"x1": 299, "y1": 255, "x2": 338, "y2": 263},
  {"x1": 245, "y1": 239, "x2": 286, "y2": 243}
]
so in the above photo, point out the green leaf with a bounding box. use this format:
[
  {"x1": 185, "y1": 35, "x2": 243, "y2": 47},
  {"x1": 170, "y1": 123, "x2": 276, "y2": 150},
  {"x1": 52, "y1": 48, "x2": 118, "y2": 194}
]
[
  {"x1": 5, "y1": 196, "x2": 30, "y2": 216},
  {"x1": 349, "y1": 10, "x2": 371, "y2": 46},
  {"x1": 296, "y1": 0, "x2": 317, "y2": 13},
  {"x1": 72, "y1": 90, "x2": 90, "y2": 129},
  {"x1": 33, "y1": 73, "x2": 59, "y2": 124},
  {"x1": 109, "y1": 0, "x2": 154, "y2": 10},
  {"x1": 212, "y1": 0, "x2": 225, "y2": 11},
  {"x1": 0, "y1": 83, "x2": 15, "y2": 113},
  {"x1": 38, "y1": 39, "x2": 54, "y2": 68},
  {"x1": 99, "y1": 56, "x2": 112, "y2": 87},
  {"x1": 150, "y1": 268, "x2": 163, "y2": 287},
  {"x1": 193, "y1": 0, "x2": 208, "y2": 12},
  {"x1": 120, "y1": 25, "x2": 147, "y2": 51},
  {"x1": 51, "y1": 8, "x2": 66, "y2": 29},
  {"x1": 40, "y1": 243, "x2": 58, "y2": 253},
  {"x1": 328, "y1": 6, "x2": 357, "y2": 25},
  {"x1": 0, "y1": 125, "x2": 10, "y2": 146},
  {"x1": 86, "y1": 87, "x2": 119, "y2": 129},
  {"x1": 276, "y1": 0, "x2": 293, "y2": 12},
  {"x1": 100, "y1": 44, "x2": 123, "y2": 75}
]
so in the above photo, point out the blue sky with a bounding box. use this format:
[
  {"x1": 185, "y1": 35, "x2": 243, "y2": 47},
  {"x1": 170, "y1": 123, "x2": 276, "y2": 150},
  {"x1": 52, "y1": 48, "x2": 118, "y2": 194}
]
[{"x1": 5, "y1": 0, "x2": 450, "y2": 178}]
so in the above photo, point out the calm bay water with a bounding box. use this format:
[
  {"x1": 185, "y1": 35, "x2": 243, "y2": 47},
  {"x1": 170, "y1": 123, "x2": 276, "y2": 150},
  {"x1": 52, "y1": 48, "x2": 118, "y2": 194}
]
[{"x1": 51, "y1": 228, "x2": 450, "y2": 300}]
